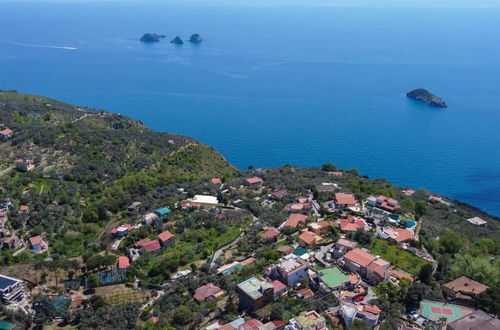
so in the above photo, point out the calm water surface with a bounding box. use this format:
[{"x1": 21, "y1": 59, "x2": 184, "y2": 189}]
[{"x1": 1, "y1": 0, "x2": 499, "y2": 215}]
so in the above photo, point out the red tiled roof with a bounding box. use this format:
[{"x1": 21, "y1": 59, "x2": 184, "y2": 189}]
[
  {"x1": 335, "y1": 192, "x2": 356, "y2": 205},
  {"x1": 158, "y1": 230, "x2": 174, "y2": 242},
  {"x1": 29, "y1": 235, "x2": 43, "y2": 246},
  {"x1": 402, "y1": 189, "x2": 415, "y2": 196},
  {"x1": 245, "y1": 177, "x2": 263, "y2": 184},
  {"x1": 363, "y1": 304, "x2": 381, "y2": 315},
  {"x1": 271, "y1": 189, "x2": 287, "y2": 197},
  {"x1": 367, "y1": 262, "x2": 389, "y2": 278},
  {"x1": 344, "y1": 248, "x2": 376, "y2": 267},
  {"x1": 149, "y1": 316, "x2": 159, "y2": 324},
  {"x1": 328, "y1": 171, "x2": 343, "y2": 176},
  {"x1": 239, "y1": 319, "x2": 264, "y2": 330},
  {"x1": 211, "y1": 178, "x2": 222, "y2": 184},
  {"x1": 272, "y1": 280, "x2": 287, "y2": 293},
  {"x1": 136, "y1": 238, "x2": 161, "y2": 252},
  {"x1": 296, "y1": 288, "x2": 314, "y2": 298},
  {"x1": 19, "y1": 205, "x2": 29, "y2": 211},
  {"x1": 299, "y1": 231, "x2": 316, "y2": 245},
  {"x1": 390, "y1": 269, "x2": 414, "y2": 281},
  {"x1": 393, "y1": 228, "x2": 414, "y2": 243},
  {"x1": 443, "y1": 276, "x2": 489, "y2": 295},
  {"x1": 283, "y1": 213, "x2": 308, "y2": 228},
  {"x1": 0, "y1": 129, "x2": 13, "y2": 135},
  {"x1": 193, "y1": 283, "x2": 223, "y2": 302},
  {"x1": 277, "y1": 246, "x2": 294, "y2": 254},
  {"x1": 261, "y1": 227, "x2": 279, "y2": 239},
  {"x1": 339, "y1": 217, "x2": 365, "y2": 232},
  {"x1": 118, "y1": 256, "x2": 130, "y2": 269}
]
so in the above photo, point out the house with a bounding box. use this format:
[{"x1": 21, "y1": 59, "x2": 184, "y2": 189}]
[
  {"x1": 357, "y1": 304, "x2": 382, "y2": 327},
  {"x1": 28, "y1": 235, "x2": 47, "y2": 253},
  {"x1": 339, "y1": 217, "x2": 366, "y2": 233},
  {"x1": 239, "y1": 319, "x2": 264, "y2": 330},
  {"x1": 19, "y1": 205, "x2": 29, "y2": 213},
  {"x1": 0, "y1": 129, "x2": 13, "y2": 140},
  {"x1": 126, "y1": 201, "x2": 142, "y2": 215},
  {"x1": 335, "y1": 192, "x2": 357, "y2": 209},
  {"x1": 446, "y1": 309, "x2": 500, "y2": 330},
  {"x1": 277, "y1": 245, "x2": 294, "y2": 255},
  {"x1": 109, "y1": 224, "x2": 135, "y2": 237},
  {"x1": 343, "y1": 248, "x2": 376, "y2": 275},
  {"x1": 0, "y1": 274, "x2": 24, "y2": 304},
  {"x1": 154, "y1": 207, "x2": 171, "y2": 219},
  {"x1": 270, "y1": 189, "x2": 287, "y2": 199},
  {"x1": 135, "y1": 238, "x2": 161, "y2": 253},
  {"x1": 190, "y1": 195, "x2": 219, "y2": 206},
  {"x1": 331, "y1": 238, "x2": 357, "y2": 259},
  {"x1": 211, "y1": 178, "x2": 222, "y2": 185},
  {"x1": 15, "y1": 158, "x2": 34, "y2": 172},
  {"x1": 142, "y1": 212, "x2": 158, "y2": 225},
  {"x1": 466, "y1": 217, "x2": 487, "y2": 227},
  {"x1": 288, "y1": 202, "x2": 312, "y2": 212},
  {"x1": 265, "y1": 254, "x2": 308, "y2": 286},
  {"x1": 282, "y1": 214, "x2": 308, "y2": 230},
  {"x1": 2, "y1": 236, "x2": 22, "y2": 250},
  {"x1": 308, "y1": 221, "x2": 331, "y2": 235},
  {"x1": 367, "y1": 195, "x2": 400, "y2": 212},
  {"x1": 428, "y1": 195, "x2": 442, "y2": 203},
  {"x1": 245, "y1": 177, "x2": 263, "y2": 185},
  {"x1": 332, "y1": 303, "x2": 382, "y2": 328},
  {"x1": 158, "y1": 230, "x2": 175, "y2": 248},
  {"x1": 329, "y1": 171, "x2": 343, "y2": 177},
  {"x1": 0, "y1": 228, "x2": 10, "y2": 237},
  {"x1": 442, "y1": 276, "x2": 489, "y2": 305},
  {"x1": 237, "y1": 277, "x2": 274, "y2": 311},
  {"x1": 316, "y1": 183, "x2": 336, "y2": 193},
  {"x1": 402, "y1": 189, "x2": 415, "y2": 196},
  {"x1": 384, "y1": 227, "x2": 415, "y2": 245},
  {"x1": 271, "y1": 280, "x2": 288, "y2": 298},
  {"x1": 366, "y1": 258, "x2": 390, "y2": 284},
  {"x1": 298, "y1": 231, "x2": 318, "y2": 247},
  {"x1": 261, "y1": 227, "x2": 280, "y2": 243},
  {"x1": 193, "y1": 283, "x2": 224, "y2": 302},
  {"x1": 117, "y1": 256, "x2": 130, "y2": 269},
  {"x1": 288, "y1": 310, "x2": 326, "y2": 330},
  {"x1": 296, "y1": 287, "x2": 315, "y2": 299}
]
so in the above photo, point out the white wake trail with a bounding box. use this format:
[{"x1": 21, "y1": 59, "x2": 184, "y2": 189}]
[{"x1": 0, "y1": 40, "x2": 77, "y2": 50}]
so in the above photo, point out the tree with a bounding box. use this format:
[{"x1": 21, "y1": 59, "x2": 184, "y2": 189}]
[
  {"x1": 269, "y1": 302, "x2": 285, "y2": 320},
  {"x1": 171, "y1": 306, "x2": 194, "y2": 326},
  {"x1": 440, "y1": 231, "x2": 463, "y2": 254},
  {"x1": 418, "y1": 263, "x2": 434, "y2": 285},
  {"x1": 321, "y1": 163, "x2": 337, "y2": 172},
  {"x1": 476, "y1": 287, "x2": 500, "y2": 317}
]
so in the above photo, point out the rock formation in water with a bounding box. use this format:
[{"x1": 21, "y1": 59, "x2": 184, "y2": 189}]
[
  {"x1": 170, "y1": 36, "x2": 184, "y2": 45},
  {"x1": 140, "y1": 33, "x2": 165, "y2": 42},
  {"x1": 189, "y1": 33, "x2": 202, "y2": 43},
  {"x1": 406, "y1": 89, "x2": 447, "y2": 108}
]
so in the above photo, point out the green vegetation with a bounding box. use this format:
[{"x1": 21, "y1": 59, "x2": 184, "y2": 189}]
[{"x1": 369, "y1": 238, "x2": 429, "y2": 276}]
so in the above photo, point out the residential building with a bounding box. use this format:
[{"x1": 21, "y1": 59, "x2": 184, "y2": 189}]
[
  {"x1": 402, "y1": 189, "x2": 415, "y2": 196},
  {"x1": 366, "y1": 258, "x2": 390, "y2": 284},
  {"x1": 15, "y1": 158, "x2": 34, "y2": 172},
  {"x1": 237, "y1": 277, "x2": 274, "y2": 311},
  {"x1": 328, "y1": 171, "x2": 343, "y2": 177},
  {"x1": 466, "y1": 217, "x2": 487, "y2": 227},
  {"x1": 142, "y1": 212, "x2": 158, "y2": 225},
  {"x1": 1, "y1": 236, "x2": 22, "y2": 250},
  {"x1": 356, "y1": 304, "x2": 382, "y2": 327},
  {"x1": 428, "y1": 195, "x2": 443, "y2": 203},
  {"x1": 298, "y1": 231, "x2": 318, "y2": 247},
  {"x1": 315, "y1": 267, "x2": 350, "y2": 290},
  {"x1": 282, "y1": 214, "x2": 308, "y2": 230},
  {"x1": 343, "y1": 248, "x2": 376, "y2": 275},
  {"x1": 446, "y1": 309, "x2": 500, "y2": 330},
  {"x1": 126, "y1": 201, "x2": 142, "y2": 215},
  {"x1": 331, "y1": 239, "x2": 357, "y2": 259},
  {"x1": 261, "y1": 227, "x2": 280, "y2": 243},
  {"x1": 287, "y1": 310, "x2": 326, "y2": 330},
  {"x1": 0, "y1": 274, "x2": 24, "y2": 304},
  {"x1": 109, "y1": 224, "x2": 135, "y2": 237},
  {"x1": 117, "y1": 256, "x2": 130, "y2": 269},
  {"x1": 193, "y1": 283, "x2": 224, "y2": 302},
  {"x1": 443, "y1": 276, "x2": 489, "y2": 305},
  {"x1": 0, "y1": 129, "x2": 13, "y2": 140},
  {"x1": 367, "y1": 195, "x2": 400, "y2": 212},
  {"x1": 154, "y1": 207, "x2": 171, "y2": 219},
  {"x1": 271, "y1": 280, "x2": 288, "y2": 298},
  {"x1": 266, "y1": 254, "x2": 308, "y2": 286},
  {"x1": 270, "y1": 189, "x2": 287, "y2": 199},
  {"x1": 383, "y1": 227, "x2": 415, "y2": 245},
  {"x1": 135, "y1": 238, "x2": 161, "y2": 253},
  {"x1": 245, "y1": 177, "x2": 263, "y2": 185},
  {"x1": 211, "y1": 178, "x2": 222, "y2": 185},
  {"x1": 316, "y1": 184, "x2": 336, "y2": 193},
  {"x1": 188, "y1": 195, "x2": 219, "y2": 206},
  {"x1": 335, "y1": 192, "x2": 357, "y2": 208},
  {"x1": 308, "y1": 221, "x2": 331, "y2": 235},
  {"x1": 338, "y1": 217, "x2": 366, "y2": 233},
  {"x1": 158, "y1": 230, "x2": 175, "y2": 248},
  {"x1": 28, "y1": 235, "x2": 47, "y2": 253}
]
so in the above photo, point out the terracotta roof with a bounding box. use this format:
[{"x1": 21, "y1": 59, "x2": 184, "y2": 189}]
[
  {"x1": 328, "y1": 171, "x2": 343, "y2": 176},
  {"x1": 193, "y1": 283, "x2": 223, "y2": 302},
  {"x1": 272, "y1": 280, "x2": 287, "y2": 293},
  {"x1": 149, "y1": 316, "x2": 159, "y2": 324},
  {"x1": 390, "y1": 269, "x2": 414, "y2": 281},
  {"x1": 239, "y1": 319, "x2": 263, "y2": 330},
  {"x1": 245, "y1": 177, "x2": 263, "y2": 184},
  {"x1": 336, "y1": 238, "x2": 357, "y2": 249},
  {"x1": 283, "y1": 213, "x2": 308, "y2": 228},
  {"x1": 298, "y1": 231, "x2": 316, "y2": 245},
  {"x1": 271, "y1": 189, "x2": 287, "y2": 197},
  {"x1": 367, "y1": 262, "x2": 389, "y2": 278},
  {"x1": 363, "y1": 304, "x2": 381, "y2": 315},
  {"x1": 335, "y1": 192, "x2": 356, "y2": 205},
  {"x1": 443, "y1": 276, "x2": 489, "y2": 295},
  {"x1": 402, "y1": 189, "x2": 415, "y2": 196},
  {"x1": 118, "y1": 256, "x2": 130, "y2": 269},
  {"x1": 0, "y1": 129, "x2": 13, "y2": 135},
  {"x1": 393, "y1": 228, "x2": 414, "y2": 243},
  {"x1": 158, "y1": 230, "x2": 174, "y2": 242},
  {"x1": 261, "y1": 227, "x2": 279, "y2": 239},
  {"x1": 296, "y1": 288, "x2": 314, "y2": 298},
  {"x1": 344, "y1": 249, "x2": 376, "y2": 267},
  {"x1": 277, "y1": 245, "x2": 294, "y2": 254},
  {"x1": 19, "y1": 205, "x2": 29, "y2": 212},
  {"x1": 136, "y1": 238, "x2": 161, "y2": 252},
  {"x1": 29, "y1": 235, "x2": 43, "y2": 246},
  {"x1": 339, "y1": 217, "x2": 365, "y2": 232},
  {"x1": 211, "y1": 178, "x2": 222, "y2": 184},
  {"x1": 239, "y1": 257, "x2": 256, "y2": 266}
]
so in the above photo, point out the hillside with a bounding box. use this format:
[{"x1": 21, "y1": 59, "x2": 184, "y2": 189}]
[{"x1": 0, "y1": 90, "x2": 238, "y2": 258}]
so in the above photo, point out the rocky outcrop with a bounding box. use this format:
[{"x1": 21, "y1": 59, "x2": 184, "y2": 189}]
[
  {"x1": 140, "y1": 33, "x2": 165, "y2": 42},
  {"x1": 406, "y1": 89, "x2": 447, "y2": 108},
  {"x1": 170, "y1": 36, "x2": 183, "y2": 45},
  {"x1": 189, "y1": 34, "x2": 202, "y2": 44}
]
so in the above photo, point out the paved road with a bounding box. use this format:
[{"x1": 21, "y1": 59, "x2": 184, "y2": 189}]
[
  {"x1": 210, "y1": 232, "x2": 244, "y2": 268},
  {"x1": 0, "y1": 166, "x2": 14, "y2": 177}
]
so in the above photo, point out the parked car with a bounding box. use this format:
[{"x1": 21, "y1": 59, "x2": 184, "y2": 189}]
[{"x1": 354, "y1": 295, "x2": 365, "y2": 302}]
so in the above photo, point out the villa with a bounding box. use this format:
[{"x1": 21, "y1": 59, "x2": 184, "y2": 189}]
[
  {"x1": 288, "y1": 310, "x2": 326, "y2": 330},
  {"x1": 331, "y1": 238, "x2": 357, "y2": 258},
  {"x1": 282, "y1": 213, "x2": 308, "y2": 229},
  {"x1": 265, "y1": 254, "x2": 308, "y2": 286},
  {"x1": 443, "y1": 276, "x2": 489, "y2": 305},
  {"x1": 0, "y1": 274, "x2": 24, "y2": 304},
  {"x1": 245, "y1": 177, "x2": 263, "y2": 185},
  {"x1": 158, "y1": 230, "x2": 175, "y2": 248},
  {"x1": 335, "y1": 192, "x2": 357, "y2": 209},
  {"x1": 237, "y1": 277, "x2": 274, "y2": 311},
  {"x1": 193, "y1": 283, "x2": 224, "y2": 302},
  {"x1": 0, "y1": 129, "x2": 13, "y2": 140},
  {"x1": 366, "y1": 195, "x2": 400, "y2": 212},
  {"x1": 28, "y1": 235, "x2": 47, "y2": 253},
  {"x1": 338, "y1": 217, "x2": 366, "y2": 233}
]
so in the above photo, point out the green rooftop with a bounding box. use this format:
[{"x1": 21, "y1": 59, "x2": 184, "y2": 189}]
[
  {"x1": 237, "y1": 277, "x2": 273, "y2": 300},
  {"x1": 154, "y1": 207, "x2": 171, "y2": 216},
  {"x1": 319, "y1": 267, "x2": 349, "y2": 288}
]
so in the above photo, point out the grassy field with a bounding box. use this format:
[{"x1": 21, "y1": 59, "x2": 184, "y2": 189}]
[{"x1": 369, "y1": 238, "x2": 429, "y2": 275}]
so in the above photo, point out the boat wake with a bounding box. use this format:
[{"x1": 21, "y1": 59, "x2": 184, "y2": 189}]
[{"x1": 0, "y1": 40, "x2": 77, "y2": 50}]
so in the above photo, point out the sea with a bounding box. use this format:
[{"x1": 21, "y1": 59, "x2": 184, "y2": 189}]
[{"x1": 1, "y1": 0, "x2": 499, "y2": 216}]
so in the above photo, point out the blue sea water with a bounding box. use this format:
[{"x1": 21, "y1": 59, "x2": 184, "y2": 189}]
[{"x1": 0, "y1": 0, "x2": 499, "y2": 216}]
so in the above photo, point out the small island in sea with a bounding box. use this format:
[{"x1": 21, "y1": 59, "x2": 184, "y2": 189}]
[
  {"x1": 189, "y1": 33, "x2": 202, "y2": 43},
  {"x1": 139, "y1": 33, "x2": 165, "y2": 42},
  {"x1": 170, "y1": 36, "x2": 183, "y2": 45},
  {"x1": 407, "y1": 89, "x2": 447, "y2": 108}
]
